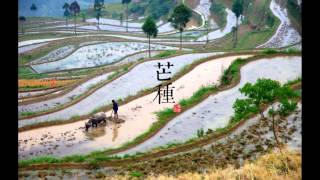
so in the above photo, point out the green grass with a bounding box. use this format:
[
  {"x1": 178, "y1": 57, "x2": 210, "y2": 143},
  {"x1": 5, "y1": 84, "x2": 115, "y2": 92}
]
[
  {"x1": 179, "y1": 85, "x2": 217, "y2": 107},
  {"x1": 130, "y1": 171, "x2": 143, "y2": 178},
  {"x1": 210, "y1": 1, "x2": 227, "y2": 27},
  {"x1": 154, "y1": 50, "x2": 177, "y2": 59},
  {"x1": 285, "y1": 77, "x2": 301, "y2": 86},
  {"x1": 19, "y1": 111, "x2": 37, "y2": 117},
  {"x1": 236, "y1": 26, "x2": 279, "y2": 49},
  {"x1": 19, "y1": 44, "x2": 63, "y2": 66},
  {"x1": 83, "y1": 3, "x2": 125, "y2": 19},
  {"x1": 221, "y1": 58, "x2": 246, "y2": 85},
  {"x1": 19, "y1": 156, "x2": 61, "y2": 167}
]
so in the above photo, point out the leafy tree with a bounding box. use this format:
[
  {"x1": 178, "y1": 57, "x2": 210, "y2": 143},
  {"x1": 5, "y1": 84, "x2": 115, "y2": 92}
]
[
  {"x1": 168, "y1": 4, "x2": 192, "y2": 50},
  {"x1": 232, "y1": 0, "x2": 243, "y2": 47},
  {"x1": 239, "y1": 78, "x2": 281, "y2": 118},
  {"x1": 30, "y1": 3, "x2": 37, "y2": 11},
  {"x1": 122, "y1": 0, "x2": 132, "y2": 32},
  {"x1": 19, "y1": 16, "x2": 26, "y2": 34},
  {"x1": 233, "y1": 98, "x2": 258, "y2": 121},
  {"x1": 69, "y1": 1, "x2": 81, "y2": 35},
  {"x1": 233, "y1": 78, "x2": 299, "y2": 149},
  {"x1": 94, "y1": 0, "x2": 104, "y2": 30},
  {"x1": 142, "y1": 16, "x2": 158, "y2": 58},
  {"x1": 63, "y1": 3, "x2": 70, "y2": 28}
]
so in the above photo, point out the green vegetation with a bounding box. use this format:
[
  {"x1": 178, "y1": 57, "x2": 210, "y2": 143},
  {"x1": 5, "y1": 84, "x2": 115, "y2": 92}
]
[
  {"x1": 122, "y1": 0, "x2": 132, "y2": 32},
  {"x1": 19, "y1": 16, "x2": 27, "y2": 34},
  {"x1": 287, "y1": 0, "x2": 301, "y2": 26},
  {"x1": 179, "y1": 85, "x2": 217, "y2": 108},
  {"x1": 169, "y1": 4, "x2": 192, "y2": 50},
  {"x1": 19, "y1": 156, "x2": 61, "y2": 167},
  {"x1": 197, "y1": 128, "x2": 204, "y2": 138},
  {"x1": 94, "y1": 0, "x2": 105, "y2": 29},
  {"x1": 19, "y1": 111, "x2": 37, "y2": 117},
  {"x1": 262, "y1": 48, "x2": 278, "y2": 55},
  {"x1": 233, "y1": 78, "x2": 299, "y2": 121},
  {"x1": 129, "y1": 0, "x2": 176, "y2": 20},
  {"x1": 210, "y1": 1, "x2": 227, "y2": 27},
  {"x1": 63, "y1": 3, "x2": 71, "y2": 28},
  {"x1": 142, "y1": 16, "x2": 158, "y2": 58},
  {"x1": 232, "y1": 0, "x2": 244, "y2": 47},
  {"x1": 221, "y1": 58, "x2": 245, "y2": 85},
  {"x1": 130, "y1": 171, "x2": 143, "y2": 178},
  {"x1": 18, "y1": 67, "x2": 48, "y2": 79},
  {"x1": 69, "y1": 1, "x2": 81, "y2": 35},
  {"x1": 107, "y1": 65, "x2": 130, "y2": 80},
  {"x1": 18, "y1": 55, "x2": 301, "y2": 167},
  {"x1": 154, "y1": 50, "x2": 177, "y2": 59}
]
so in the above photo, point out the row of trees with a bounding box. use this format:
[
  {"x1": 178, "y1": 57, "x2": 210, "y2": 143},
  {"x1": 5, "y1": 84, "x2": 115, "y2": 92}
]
[
  {"x1": 62, "y1": 1, "x2": 80, "y2": 35},
  {"x1": 142, "y1": 3, "x2": 192, "y2": 57}
]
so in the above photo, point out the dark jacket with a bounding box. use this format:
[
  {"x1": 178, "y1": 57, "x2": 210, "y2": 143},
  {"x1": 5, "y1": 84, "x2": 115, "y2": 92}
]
[{"x1": 112, "y1": 102, "x2": 118, "y2": 111}]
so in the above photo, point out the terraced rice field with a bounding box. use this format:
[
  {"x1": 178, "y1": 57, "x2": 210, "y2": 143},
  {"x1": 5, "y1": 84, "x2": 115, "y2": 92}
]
[
  {"x1": 18, "y1": 55, "x2": 300, "y2": 160},
  {"x1": 19, "y1": 53, "x2": 219, "y2": 126},
  {"x1": 31, "y1": 42, "x2": 181, "y2": 73}
]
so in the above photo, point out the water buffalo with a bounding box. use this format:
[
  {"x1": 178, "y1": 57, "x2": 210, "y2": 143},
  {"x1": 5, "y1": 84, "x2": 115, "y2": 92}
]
[{"x1": 85, "y1": 113, "x2": 107, "y2": 131}]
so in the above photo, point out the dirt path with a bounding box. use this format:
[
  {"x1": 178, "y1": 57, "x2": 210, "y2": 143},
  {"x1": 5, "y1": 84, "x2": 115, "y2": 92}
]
[{"x1": 18, "y1": 54, "x2": 250, "y2": 160}]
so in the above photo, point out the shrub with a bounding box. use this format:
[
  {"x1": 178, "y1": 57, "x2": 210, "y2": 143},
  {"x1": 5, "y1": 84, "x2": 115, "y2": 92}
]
[
  {"x1": 130, "y1": 171, "x2": 143, "y2": 177},
  {"x1": 197, "y1": 128, "x2": 204, "y2": 138}
]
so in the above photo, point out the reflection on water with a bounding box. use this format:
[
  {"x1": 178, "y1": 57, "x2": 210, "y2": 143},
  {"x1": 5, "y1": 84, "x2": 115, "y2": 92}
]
[
  {"x1": 112, "y1": 123, "x2": 121, "y2": 142},
  {"x1": 83, "y1": 125, "x2": 107, "y2": 140},
  {"x1": 82, "y1": 119, "x2": 125, "y2": 141}
]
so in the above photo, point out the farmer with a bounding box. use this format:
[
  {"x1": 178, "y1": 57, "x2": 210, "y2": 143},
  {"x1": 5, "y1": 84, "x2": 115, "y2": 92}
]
[{"x1": 112, "y1": 99, "x2": 118, "y2": 121}]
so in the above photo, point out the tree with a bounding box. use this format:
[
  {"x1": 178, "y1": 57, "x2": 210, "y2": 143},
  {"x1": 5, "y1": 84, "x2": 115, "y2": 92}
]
[
  {"x1": 80, "y1": 11, "x2": 86, "y2": 22},
  {"x1": 120, "y1": 13, "x2": 123, "y2": 26},
  {"x1": 233, "y1": 78, "x2": 299, "y2": 150},
  {"x1": 204, "y1": 20, "x2": 210, "y2": 44},
  {"x1": 30, "y1": 3, "x2": 37, "y2": 12},
  {"x1": 122, "y1": 0, "x2": 131, "y2": 32},
  {"x1": 168, "y1": 4, "x2": 192, "y2": 50},
  {"x1": 232, "y1": 0, "x2": 243, "y2": 48},
  {"x1": 63, "y1": 3, "x2": 70, "y2": 28},
  {"x1": 19, "y1": 16, "x2": 26, "y2": 34},
  {"x1": 94, "y1": 0, "x2": 104, "y2": 30},
  {"x1": 239, "y1": 78, "x2": 281, "y2": 119},
  {"x1": 142, "y1": 16, "x2": 158, "y2": 58},
  {"x1": 268, "y1": 99, "x2": 297, "y2": 149},
  {"x1": 69, "y1": 1, "x2": 81, "y2": 35}
]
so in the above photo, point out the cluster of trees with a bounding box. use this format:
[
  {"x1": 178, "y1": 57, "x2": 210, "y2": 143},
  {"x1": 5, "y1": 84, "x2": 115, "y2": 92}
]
[
  {"x1": 141, "y1": 3, "x2": 192, "y2": 57},
  {"x1": 62, "y1": 1, "x2": 81, "y2": 35},
  {"x1": 209, "y1": 0, "x2": 226, "y2": 27},
  {"x1": 233, "y1": 78, "x2": 299, "y2": 148},
  {"x1": 62, "y1": 1, "x2": 104, "y2": 34}
]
